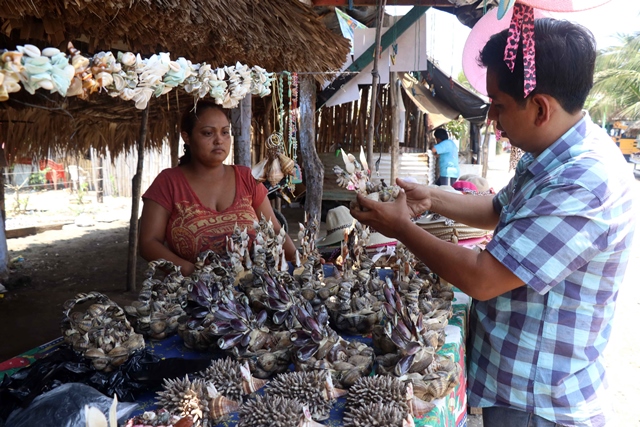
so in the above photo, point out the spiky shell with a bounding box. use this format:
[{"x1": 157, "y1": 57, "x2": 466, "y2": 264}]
[
  {"x1": 346, "y1": 375, "x2": 409, "y2": 415},
  {"x1": 238, "y1": 395, "x2": 310, "y2": 427},
  {"x1": 202, "y1": 358, "x2": 267, "y2": 402},
  {"x1": 264, "y1": 371, "x2": 339, "y2": 421},
  {"x1": 343, "y1": 402, "x2": 410, "y2": 427},
  {"x1": 155, "y1": 376, "x2": 240, "y2": 426},
  {"x1": 156, "y1": 376, "x2": 209, "y2": 426}
]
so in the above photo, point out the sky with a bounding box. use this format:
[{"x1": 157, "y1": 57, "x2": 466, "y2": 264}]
[{"x1": 387, "y1": 0, "x2": 640, "y2": 79}]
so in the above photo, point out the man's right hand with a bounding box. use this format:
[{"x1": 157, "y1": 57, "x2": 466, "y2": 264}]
[{"x1": 396, "y1": 178, "x2": 433, "y2": 218}]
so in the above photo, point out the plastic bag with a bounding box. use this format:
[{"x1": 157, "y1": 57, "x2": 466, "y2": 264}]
[{"x1": 5, "y1": 382, "x2": 137, "y2": 427}]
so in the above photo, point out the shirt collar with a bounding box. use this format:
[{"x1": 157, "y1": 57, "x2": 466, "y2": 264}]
[{"x1": 526, "y1": 111, "x2": 591, "y2": 176}]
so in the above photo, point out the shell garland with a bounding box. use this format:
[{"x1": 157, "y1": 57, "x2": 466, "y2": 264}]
[{"x1": 0, "y1": 43, "x2": 274, "y2": 108}]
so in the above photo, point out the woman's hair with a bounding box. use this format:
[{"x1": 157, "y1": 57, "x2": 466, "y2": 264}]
[
  {"x1": 179, "y1": 100, "x2": 229, "y2": 165},
  {"x1": 479, "y1": 18, "x2": 596, "y2": 113}
]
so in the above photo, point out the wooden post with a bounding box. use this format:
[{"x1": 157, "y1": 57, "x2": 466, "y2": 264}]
[
  {"x1": 365, "y1": 1, "x2": 387, "y2": 167},
  {"x1": 390, "y1": 73, "x2": 399, "y2": 184},
  {"x1": 126, "y1": 105, "x2": 149, "y2": 292},
  {"x1": 169, "y1": 116, "x2": 180, "y2": 167},
  {"x1": 299, "y1": 75, "x2": 323, "y2": 223},
  {"x1": 481, "y1": 123, "x2": 491, "y2": 179},
  {"x1": 231, "y1": 94, "x2": 252, "y2": 167},
  {"x1": 97, "y1": 155, "x2": 104, "y2": 203}
]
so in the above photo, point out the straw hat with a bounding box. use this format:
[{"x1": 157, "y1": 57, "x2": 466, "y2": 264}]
[
  {"x1": 316, "y1": 205, "x2": 397, "y2": 248},
  {"x1": 458, "y1": 174, "x2": 491, "y2": 193}
]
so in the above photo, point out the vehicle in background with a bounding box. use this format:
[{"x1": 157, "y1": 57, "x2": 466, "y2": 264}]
[{"x1": 609, "y1": 121, "x2": 639, "y2": 161}]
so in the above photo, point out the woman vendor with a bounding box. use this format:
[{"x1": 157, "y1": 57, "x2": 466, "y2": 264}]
[{"x1": 139, "y1": 100, "x2": 297, "y2": 276}]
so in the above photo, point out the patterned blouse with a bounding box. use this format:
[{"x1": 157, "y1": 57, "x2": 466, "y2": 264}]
[{"x1": 143, "y1": 165, "x2": 267, "y2": 262}]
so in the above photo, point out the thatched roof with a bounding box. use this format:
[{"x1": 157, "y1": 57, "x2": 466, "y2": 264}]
[
  {"x1": 0, "y1": 0, "x2": 350, "y2": 71},
  {"x1": 0, "y1": 1, "x2": 350, "y2": 160}
]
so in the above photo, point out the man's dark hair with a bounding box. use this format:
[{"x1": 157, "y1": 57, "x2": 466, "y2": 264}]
[
  {"x1": 434, "y1": 128, "x2": 449, "y2": 141},
  {"x1": 479, "y1": 18, "x2": 596, "y2": 113}
]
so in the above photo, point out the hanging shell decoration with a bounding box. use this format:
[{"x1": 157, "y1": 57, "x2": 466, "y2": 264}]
[
  {"x1": 61, "y1": 291, "x2": 145, "y2": 372},
  {"x1": 238, "y1": 395, "x2": 325, "y2": 427},
  {"x1": 333, "y1": 146, "x2": 401, "y2": 208},
  {"x1": 251, "y1": 133, "x2": 296, "y2": 186},
  {"x1": 0, "y1": 44, "x2": 274, "y2": 108},
  {"x1": 265, "y1": 370, "x2": 347, "y2": 421},
  {"x1": 200, "y1": 358, "x2": 268, "y2": 403},
  {"x1": 156, "y1": 376, "x2": 240, "y2": 427},
  {"x1": 125, "y1": 259, "x2": 187, "y2": 340}
]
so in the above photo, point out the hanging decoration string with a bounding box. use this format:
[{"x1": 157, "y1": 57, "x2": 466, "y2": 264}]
[{"x1": 503, "y1": 3, "x2": 537, "y2": 97}]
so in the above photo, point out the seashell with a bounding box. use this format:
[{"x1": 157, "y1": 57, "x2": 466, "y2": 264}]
[
  {"x1": 238, "y1": 395, "x2": 324, "y2": 427},
  {"x1": 1, "y1": 51, "x2": 23, "y2": 64},
  {"x1": 72, "y1": 54, "x2": 90, "y2": 71},
  {"x1": 42, "y1": 47, "x2": 60, "y2": 57},
  {"x1": 251, "y1": 158, "x2": 268, "y2": 182},
  {"x1": 343, "y1": 402, "x2": 411, "y2": 427},
  {"x1": 95, "y1": 71, "x2": 113, "y2": 88},
  {"x1": 208, "y1": 390, "x2": 241, "y2": 421},
  {"x1": 267, "y1": 158, "x2": 284, "y2": 186},
  {"x1": 120, "y1": 52, "x2": 136, "y2": 67},
  {"x1": 20, "y1": 44, "x2": 41, "y2": 58},
  {"x1": 265, "y1": 371, "x2": 343, "y2": 421},
  {"x1": 278, "y1": 153, "x2": 295, "y2": 176}
]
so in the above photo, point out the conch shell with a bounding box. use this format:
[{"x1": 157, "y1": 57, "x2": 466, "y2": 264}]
[
  {"x1": 251, "y1": 158, "x2": 268, "y2": 182},
  {"x1": 278, "y1": 153, "x2": 295, "y2": 176},
  {"x1": 267, "y1": 158, "x2": 284, "y2": 186}
]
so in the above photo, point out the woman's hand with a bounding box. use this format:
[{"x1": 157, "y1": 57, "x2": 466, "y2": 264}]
[
  {"x1": 396, "y1": 178, "x2": 433, "y2": 219},
  {"x1": 350, "y1": 190, "x2": 414, "y2": 240}
]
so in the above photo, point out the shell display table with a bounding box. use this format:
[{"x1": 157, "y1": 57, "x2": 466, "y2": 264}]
[{"x1": 0, "y1": 292, "x2": 471, "y2": 427}]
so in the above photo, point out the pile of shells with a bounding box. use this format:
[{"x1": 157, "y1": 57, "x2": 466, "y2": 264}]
[
  {"x1": 156, "y1": 376, "x2": 239, "y2": 427},
  {"x1": 61, "y1": 291, "x2": 144, "y2": 372},
  {"x1": 124, "y1": 410, "x2": 193, "y2": 427},
  {"x1": 291, "y1": 302, "x2": 374, "y2": 388},
  {"x1": 125, "y1": 259, "x2": 187, "y2": 340},
  {"x1": 373, "y1": 281, "x2": 459, "y2": 402},
  {"x1": 238, "y1": 395, "x2": 325, "y2": 427},
  {"x1": 177, "y1": 251, "x2": 237, "y2": 350}
]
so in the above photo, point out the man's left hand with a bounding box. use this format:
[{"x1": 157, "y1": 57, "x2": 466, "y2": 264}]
[{"x1": 350, "y1": 190, "x2": 414, "y2": 239}]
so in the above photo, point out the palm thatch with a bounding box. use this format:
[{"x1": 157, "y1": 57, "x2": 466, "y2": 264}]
[{"x1": 0, "y1": 0, "x2": 350, "y2": 159}]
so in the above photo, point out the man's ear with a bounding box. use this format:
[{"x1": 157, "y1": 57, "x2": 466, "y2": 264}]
[
  {"x1": 530, "y1": 94, "x2": 553, "y2": 127},
  {"x1": 181, "y1": 131, "x2": 190, "y2": 145}
]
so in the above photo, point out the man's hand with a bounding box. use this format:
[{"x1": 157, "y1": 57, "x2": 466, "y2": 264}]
[
  {"x1": 350, "y1": 190, "x2": 414, "y2": 239},
  {"x1": 396, "y1": 178, "x2": 434, "y2": 219}
]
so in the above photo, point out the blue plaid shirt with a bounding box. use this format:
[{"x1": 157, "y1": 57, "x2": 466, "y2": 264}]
[{"x1": 467, "y1": 114, "x2": 635, "y2": 426}]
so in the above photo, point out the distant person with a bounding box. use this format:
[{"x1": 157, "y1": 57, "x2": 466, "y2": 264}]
[
  {"x1": 139, "y1": 100, "x2": 296, "y2": 276},
  {"x1": 431, "y1": 128, "x2": 459, "y2": 186}
]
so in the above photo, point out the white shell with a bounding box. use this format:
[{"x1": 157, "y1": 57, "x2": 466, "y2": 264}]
[
  {"x1": 42, "y1": 47, "x2": 61, "y2": 57},
  {"x1": 120, "y1": 52, "x2": 136, "y2": 67},
  {"x1": 21, "y1": 44, "x2": 41, "y2": 58},
  {"x1": 95, "y1": 72, "x2": 113, "y2": 88}
]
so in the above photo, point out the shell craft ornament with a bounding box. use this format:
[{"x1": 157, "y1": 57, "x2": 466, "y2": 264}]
[
  {"x1": 238, "y1": 395, "x2": 325, "y2": 427},
  {"x1": 201, "y1": 358, "x2": 268, "y2": 403},
  {"x1": 156, "y1": 376, "x2": 239, "y2": 427},
  {"x1": 124, "y1": 409, "x2": 193, "y2": 427},
  {"x1": 264, "y1": 370, "x2": 347, "y2": 421}
]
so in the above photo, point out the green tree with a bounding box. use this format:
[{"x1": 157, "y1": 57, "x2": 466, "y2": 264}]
[{"x1": 588, "y1": 32, "x2": 640, "y2": 124}]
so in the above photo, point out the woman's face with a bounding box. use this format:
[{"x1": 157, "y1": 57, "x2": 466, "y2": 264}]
[{"x1": 182, "y1": 108, "x2": 231, "y2": 167}]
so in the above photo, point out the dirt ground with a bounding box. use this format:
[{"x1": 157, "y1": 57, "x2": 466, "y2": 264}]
[{"x1": 1, "y1": 154, "x2": 638, "y2": 426}]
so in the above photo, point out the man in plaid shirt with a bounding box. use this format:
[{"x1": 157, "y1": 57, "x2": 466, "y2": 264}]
[{"x1": 352, "y1": 18, "x2": 635, "y2": 427}]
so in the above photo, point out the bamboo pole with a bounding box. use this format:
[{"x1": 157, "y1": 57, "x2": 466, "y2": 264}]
[
  {"x1": 390, "y1": 73, "x2": 399, "y2": 184},
  {"x1": 365, "y1": 0, "x2": 387, "y2": 167},
  {"x1": 126, "y1": 105, "x2": 149, "y2": 292},
  {"x1": 299, "y1": 75, "x2": 323, "y2": 223}
]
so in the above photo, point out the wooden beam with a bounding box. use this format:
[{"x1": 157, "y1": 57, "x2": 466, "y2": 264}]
[
  {"x1": 318, "y1": 6, "x2": 429, "y2": 107},
  {"x1": 299, "y1": 75, "x2": 324, "y2": 224},
  {"x1": 231, "y1": 94, "x2": 252, "y2": 167},
  {"x1": 312, "y1": 0, "x2": 451, "y2": 6}
]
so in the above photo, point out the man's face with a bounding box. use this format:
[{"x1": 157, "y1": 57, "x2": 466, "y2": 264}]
[{"x1": 486, "y1": 69, "x2": 536, "y2": 152}]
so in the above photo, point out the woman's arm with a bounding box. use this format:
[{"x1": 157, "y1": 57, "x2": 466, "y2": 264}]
[
  {"x1": 138, "y1": 199, "x2": 196, "y2": 276},
  {"x1": 254, "y1": 197, "x2": 298, "y2": 261}
]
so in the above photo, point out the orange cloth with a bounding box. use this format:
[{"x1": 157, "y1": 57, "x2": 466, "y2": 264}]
[{"x1": 143, "y1": 165, "x2": 267, "y2": 262}]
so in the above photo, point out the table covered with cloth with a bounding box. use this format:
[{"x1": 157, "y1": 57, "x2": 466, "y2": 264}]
[{"x1": 0, "y1": 292, "x2": 471, "y2": 427}]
